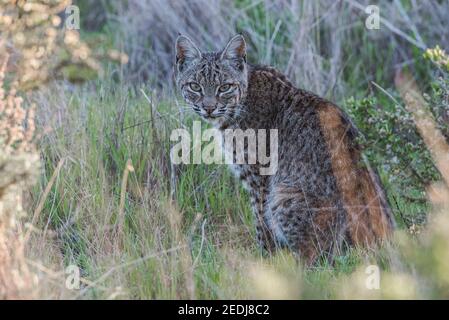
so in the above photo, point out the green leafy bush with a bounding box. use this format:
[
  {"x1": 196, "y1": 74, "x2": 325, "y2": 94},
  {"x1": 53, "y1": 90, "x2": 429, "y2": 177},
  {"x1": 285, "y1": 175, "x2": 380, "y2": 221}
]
[{"x1": 345, "y1": 56, "x2": 448, "y2": 207}]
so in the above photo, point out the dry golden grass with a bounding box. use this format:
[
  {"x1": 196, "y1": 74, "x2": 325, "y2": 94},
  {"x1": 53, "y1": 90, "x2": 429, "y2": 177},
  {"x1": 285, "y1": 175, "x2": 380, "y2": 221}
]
[
  {"x1": 0, "y1": 51, "x2": 40, "y2": 298},
  {"x1": 0, "y1": 0, "x2": 110, "y2": 299}
]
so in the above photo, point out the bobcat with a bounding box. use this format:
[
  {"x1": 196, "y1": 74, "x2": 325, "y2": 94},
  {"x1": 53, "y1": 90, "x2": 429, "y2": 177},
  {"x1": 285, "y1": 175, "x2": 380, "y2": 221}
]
[{"x1": 174, "y1": 34, "x2": 395, "y2": 264}]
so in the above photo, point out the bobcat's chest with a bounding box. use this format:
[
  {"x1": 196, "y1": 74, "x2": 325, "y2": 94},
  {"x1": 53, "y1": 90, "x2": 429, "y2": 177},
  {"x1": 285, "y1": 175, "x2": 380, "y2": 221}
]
[{"x1": 220, "y1": 133, "x2": 262, "y2": 192}]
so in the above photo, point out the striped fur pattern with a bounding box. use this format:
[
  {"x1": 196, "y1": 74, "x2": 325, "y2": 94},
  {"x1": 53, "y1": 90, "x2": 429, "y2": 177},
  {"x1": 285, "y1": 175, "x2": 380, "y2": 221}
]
[{"x1": 174, "y1": 34, "x2": 395, "y2": 264}]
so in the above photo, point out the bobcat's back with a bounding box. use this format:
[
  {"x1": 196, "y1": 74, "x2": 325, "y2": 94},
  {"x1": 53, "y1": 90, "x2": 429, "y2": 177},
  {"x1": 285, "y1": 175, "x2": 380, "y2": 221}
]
[{"x1": 240, "y1": 65, "x2": 395, "y2": 259}]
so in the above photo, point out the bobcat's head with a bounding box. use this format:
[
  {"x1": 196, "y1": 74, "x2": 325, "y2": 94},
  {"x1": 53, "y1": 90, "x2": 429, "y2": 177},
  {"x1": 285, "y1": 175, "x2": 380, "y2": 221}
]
[{"x1": 174, "y1": 34, "x2": 248, "y2": 124}]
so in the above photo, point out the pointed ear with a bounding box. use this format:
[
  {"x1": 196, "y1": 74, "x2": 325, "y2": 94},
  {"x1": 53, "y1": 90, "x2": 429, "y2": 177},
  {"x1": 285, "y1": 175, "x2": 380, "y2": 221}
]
[
  {"x1": 220, "y1": 34, "x2": 247, "y2": 62},
  {"x1": 175, "y1": 35, "x2": 202, "y2": 71}
]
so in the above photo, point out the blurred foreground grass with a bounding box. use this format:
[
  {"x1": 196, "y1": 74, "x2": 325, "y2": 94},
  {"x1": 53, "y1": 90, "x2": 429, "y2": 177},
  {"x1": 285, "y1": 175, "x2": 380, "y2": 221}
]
[{"x1": 26, "y1": 70, "x2": 446, "y2": 298}]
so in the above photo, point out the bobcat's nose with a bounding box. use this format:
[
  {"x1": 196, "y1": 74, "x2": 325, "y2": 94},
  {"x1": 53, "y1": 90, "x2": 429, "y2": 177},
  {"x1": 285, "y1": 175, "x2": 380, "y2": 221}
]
[
  {"x1": 202, "y1": 96, "x2": 218, "y2": 115},
  {"x1": 203, "y1": 104, "x2": 217, "y2": 115}
]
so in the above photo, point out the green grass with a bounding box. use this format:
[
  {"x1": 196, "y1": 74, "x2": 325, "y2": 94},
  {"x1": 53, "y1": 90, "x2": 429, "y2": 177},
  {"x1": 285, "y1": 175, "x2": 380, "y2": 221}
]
[
  {"x1": 27, "y1": 72, "x2": 428, "y2": 299},
  {"x1": 23, "y1": 0, "x2": 449, "y2": 299}
]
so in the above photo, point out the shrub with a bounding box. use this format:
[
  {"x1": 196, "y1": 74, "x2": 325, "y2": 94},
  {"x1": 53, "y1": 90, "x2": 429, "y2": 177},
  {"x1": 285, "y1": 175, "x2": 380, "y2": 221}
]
[
  {"x1": 0, "y1": 0, "x2": 125, "y2": 299},
  {"x1": 345, "y1": 47, "x2": 449, "y2": 220}
]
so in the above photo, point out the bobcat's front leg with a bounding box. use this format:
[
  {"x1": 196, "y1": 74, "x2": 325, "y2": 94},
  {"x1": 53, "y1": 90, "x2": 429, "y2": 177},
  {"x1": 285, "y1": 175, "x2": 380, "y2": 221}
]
[{"x1": 249, "y1": 184, "x2": 276, "y2": 253}]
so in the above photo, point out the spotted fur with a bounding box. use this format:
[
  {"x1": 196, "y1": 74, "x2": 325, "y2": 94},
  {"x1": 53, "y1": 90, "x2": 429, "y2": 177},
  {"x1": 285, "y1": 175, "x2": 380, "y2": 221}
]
[{"x1": 174, "y1": 35, "x2": 395, "y2": 264}]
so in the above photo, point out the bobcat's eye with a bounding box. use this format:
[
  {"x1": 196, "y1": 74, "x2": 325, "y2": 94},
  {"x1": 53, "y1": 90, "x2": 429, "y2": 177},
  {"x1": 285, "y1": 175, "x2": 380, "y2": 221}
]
[
  {"x1": 218, "y1": 84, "x2": 233, "y2": 93},
  {"x1": 189, "y1": 82, "x2": 202, "y2": 92}
]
